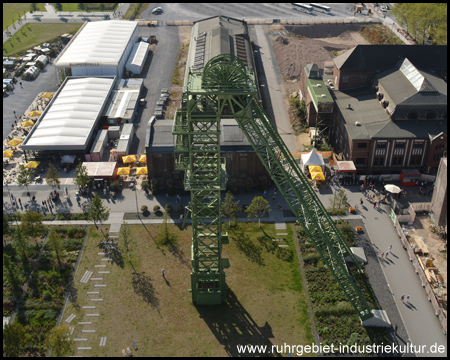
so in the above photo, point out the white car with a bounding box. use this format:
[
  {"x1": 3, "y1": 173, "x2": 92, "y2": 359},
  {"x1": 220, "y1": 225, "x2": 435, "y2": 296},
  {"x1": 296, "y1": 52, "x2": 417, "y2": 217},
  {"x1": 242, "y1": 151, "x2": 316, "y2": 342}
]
[
  {"x1": 152, "y1": 7, "x2": 163, "y2": 14},
  {"x1": 380, "y1": 6, "x2": 388, "y2": 12}
]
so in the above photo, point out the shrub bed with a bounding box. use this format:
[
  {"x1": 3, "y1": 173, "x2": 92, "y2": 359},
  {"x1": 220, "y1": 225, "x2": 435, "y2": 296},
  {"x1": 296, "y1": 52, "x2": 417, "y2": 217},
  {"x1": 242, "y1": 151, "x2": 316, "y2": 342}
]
[
  {"x1": 13, "y1": 226, "x2": 85, "y2": 356},
  {"x1": 296, "y1": 223, "x2": 390, "y2": 350}
]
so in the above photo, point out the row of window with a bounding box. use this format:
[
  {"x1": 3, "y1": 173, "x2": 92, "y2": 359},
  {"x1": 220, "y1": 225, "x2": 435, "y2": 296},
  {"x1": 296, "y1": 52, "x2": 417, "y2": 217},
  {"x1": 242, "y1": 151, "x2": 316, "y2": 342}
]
[
  {"x1": 407, "y1": 110, "x2": 447, "y2": 120},
  {"x1": 355, "y1": 155, "x2": 423, "y2": 167},
  {"x1": 356, "y1": 142, "x2": 425, "y2": 149}
]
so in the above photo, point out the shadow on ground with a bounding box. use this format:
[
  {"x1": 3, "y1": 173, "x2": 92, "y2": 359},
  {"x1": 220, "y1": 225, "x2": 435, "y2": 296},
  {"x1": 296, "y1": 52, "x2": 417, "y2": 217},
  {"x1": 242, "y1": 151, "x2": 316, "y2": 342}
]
[{"x1": 196, "y1": 288, "x2": 280, "y2": 357}]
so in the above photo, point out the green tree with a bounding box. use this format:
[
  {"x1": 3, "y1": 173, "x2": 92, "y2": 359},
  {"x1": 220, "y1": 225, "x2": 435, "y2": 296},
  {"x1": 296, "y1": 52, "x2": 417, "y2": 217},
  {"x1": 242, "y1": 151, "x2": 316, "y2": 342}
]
[
  {"x1": 119, "y1": 222, "x2": 133, "y2": 262},
  {"x1": 17, "y1": 164, "x2": 33, "y2": 196},
  {"x1": 245, "y1": 196, "x2": 271, "y2": 228},
  {"x1": 30, "y1": 3, "x2": 38, "y2": 12},
  {"x1": 20, "y1": 211, "x2": 45, "y2": 245},
  {"x1": 54, "y1": 3, "x2": 63, "y2": 11},
  {"x1": 74, "y1": 163, "x2": 90, "y2": 190},
  {"x1": 46, "y1": 325, "x2": 73, "y2": 357},
  {"x1": 47, "y1": 228, "x2": 64, "y2": 269},
  {"x1": 87, "y1": 193, "x2": 110, "y2": 228},
  {"x1": 336, "y1": 189, "x2": 348, "y2": 210},
  {"x1": 3, "y1": 253, "x2": 22, "y2": 291},
  {"x1": 222, "y1": 192, "x2": 240, "y2": 227},
  {"x1": 157, "y1": 212, "x2": 177, "y2": 246},
  {"x1": 99, "y1": 3, "x2": 105, "y2": 11},
  {"x1": 77, "y1": 3, "x2": 86, "y2": 11},
  {"x1": 3, "y1": 212, "x2": 9, "y2": 235},
  {"x1": 46, "y1": 163, "x2": 61, "y2": 189},
  {"x1": 13, "y1": 226, "x2": 29, "y2": 268},
  {"x1": 3, "y1": 322, "x2": 29, "y2": 357}
]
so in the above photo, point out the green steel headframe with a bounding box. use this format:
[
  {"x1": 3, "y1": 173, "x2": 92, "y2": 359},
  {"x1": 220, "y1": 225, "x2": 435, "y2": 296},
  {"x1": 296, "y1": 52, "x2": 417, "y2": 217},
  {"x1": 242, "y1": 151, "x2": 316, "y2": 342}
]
[{"x1": 173, "y1": 54, "x2": 373, "y2": 320}]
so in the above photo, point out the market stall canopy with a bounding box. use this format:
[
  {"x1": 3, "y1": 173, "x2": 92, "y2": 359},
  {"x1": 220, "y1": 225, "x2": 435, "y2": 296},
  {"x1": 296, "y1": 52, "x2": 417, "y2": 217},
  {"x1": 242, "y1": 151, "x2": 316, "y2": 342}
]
[
  {"x1": 311, "y1": 171, "x2": 325, "y2": 181},
  {"x1": 308, "y1": 165, "x2": 322, "y2": 173},
  {"x1": 117, "y1": 167, "x2": 131, "y2": 176},
  {"x1": 336, "y1": 161, "x2": 356, "y2": 173},
  {"x1": 28, "y1": 110, "x2": 41, "y2": 117},
  {"x1": 3, "y1": 150, "x2": 14, "y2": 158},
  {"x1": 300, "y1": 148, "x2": 324, "y2": 172},
  {"x1": 136, "y1": 167, "x2": 148, "y2": 175},
  {"x1": 61, "y1": 155, "x2": 76, "y2": 164},
  {"x1": 40, "y1": 92, "x2": 54, "y2": 98},
  {"x1": 122, "y1": 155, "x2": 137, "y2": 163},
  {"x1": 25, "y1": 161, "x2": 40, "y2": 169},
  {"x1": 138, "y1": 154, "x2": 147, "y2": 163},
  {"x1": 21, "y1": 119, "x2": 35, "y2": 127},
  {"x1": 7, "y1": 138, "x2": 23, "y2": 146},
  {"x1": 384, "y1": 184, "x2": 402, "y2": 194}
]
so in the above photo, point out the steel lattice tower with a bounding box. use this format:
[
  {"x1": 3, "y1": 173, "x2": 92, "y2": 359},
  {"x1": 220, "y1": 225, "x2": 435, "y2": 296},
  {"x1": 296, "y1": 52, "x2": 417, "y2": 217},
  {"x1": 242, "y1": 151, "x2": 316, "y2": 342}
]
[{"x1": 174, "y1": 54, "x2": 375, "y2": 322}]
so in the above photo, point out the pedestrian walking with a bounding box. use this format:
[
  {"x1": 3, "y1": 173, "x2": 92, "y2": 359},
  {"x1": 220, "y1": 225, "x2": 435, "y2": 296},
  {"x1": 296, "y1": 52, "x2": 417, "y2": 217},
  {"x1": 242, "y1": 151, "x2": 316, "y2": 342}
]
[
  {"x1": 388, "y1": 245, "x2": 392, "y2": 252},
  {"x1": 406, "y1": 295, "x2": 410, "y2": 303},
  {"x1": 401, "y1": 294, "x2": 405, "y2": 302},
  {"x1": 274, "y1": 189, "x2": 277, "y2": 196},
  {"x1": 272, "y1": 195, "x2": 276, "y2": 202},
  {"x1": 166, "y1": 193, "x2": 169, "y2": 199},
  {"x1": 20, "y1": 82, "x2": 22, "y2": 87},
  {"x1": 18, "y1": 198, "x2": 21, "y2": 204},
  {"x1": 263, "y1": 190, "x2": 266, "y2": 198},
  {"x1": 10, "y1": 193, "x2": 14, "y2": 200},
  {"x1": 373, "y1": 202, "x2": 376, "y2": 209},
  {"x1": 180, "y1": 214, "x2": 183, "y2": 221},
  {"x1": 162, "y1": 269, "x2": 165, "y2": 278},
  {"x1": 13, "y1": 110, "x2": 16, "y2": 115},
  {"x1": 381, "y1": 252, "x2": 384, "y2": 258},
  {"x1": 385, "y1": 251, "x2": 389, "y2": 257},
  {"x1": 394, "y1": 324, "x2": 398, "y2": 333},
  {"x1": 278, "y1": 203, "x2": 282, "y2": 211}
]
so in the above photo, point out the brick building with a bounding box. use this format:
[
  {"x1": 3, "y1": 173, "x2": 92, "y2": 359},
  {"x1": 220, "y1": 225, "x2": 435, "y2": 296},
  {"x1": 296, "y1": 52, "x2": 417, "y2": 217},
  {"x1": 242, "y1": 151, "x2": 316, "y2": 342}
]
[{"x1": 329, "y1": 45, "x2": 447, "y2": 175}]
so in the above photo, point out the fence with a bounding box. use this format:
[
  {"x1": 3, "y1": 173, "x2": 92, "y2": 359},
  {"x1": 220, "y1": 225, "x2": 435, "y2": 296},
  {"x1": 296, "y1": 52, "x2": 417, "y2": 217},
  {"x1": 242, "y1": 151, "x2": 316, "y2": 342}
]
[
  {"x1": 410, "y1": 202, "x2": 432, "y2": 212},
  {"x1": 394, "y1": 221, "x2": 447, "y2": 334}
]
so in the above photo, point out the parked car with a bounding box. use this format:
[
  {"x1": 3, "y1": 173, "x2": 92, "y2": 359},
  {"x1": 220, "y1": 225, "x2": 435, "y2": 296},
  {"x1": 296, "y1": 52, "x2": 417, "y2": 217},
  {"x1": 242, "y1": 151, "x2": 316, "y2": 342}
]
[{"x1": 152, "y1": 7, "x2": 163, "y2": 14}]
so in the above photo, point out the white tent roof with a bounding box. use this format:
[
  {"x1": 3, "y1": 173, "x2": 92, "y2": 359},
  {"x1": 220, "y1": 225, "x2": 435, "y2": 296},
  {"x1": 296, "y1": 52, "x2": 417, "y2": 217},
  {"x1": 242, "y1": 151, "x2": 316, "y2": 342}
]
[
  {"x1": 22, "y1": 77, "x2": 114, "y2": 150},
  {"x1": 301, "y1": 148, "x2": 324, "y2": 169},
  {"x1": 56, "y1": 21, "x2": 137, "y2": 66}
]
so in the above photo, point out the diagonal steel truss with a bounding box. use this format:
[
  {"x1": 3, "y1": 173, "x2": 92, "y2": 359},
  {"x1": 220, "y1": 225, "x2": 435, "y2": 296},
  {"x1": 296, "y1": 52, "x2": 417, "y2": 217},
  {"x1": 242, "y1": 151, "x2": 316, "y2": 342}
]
[{"x1": 173, "y1": 54, "x2": 373, "y2": 320}]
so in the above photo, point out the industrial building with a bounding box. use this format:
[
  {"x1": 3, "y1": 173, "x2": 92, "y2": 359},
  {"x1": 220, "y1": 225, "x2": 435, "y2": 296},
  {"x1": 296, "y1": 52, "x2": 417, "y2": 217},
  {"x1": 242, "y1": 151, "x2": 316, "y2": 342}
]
[
  {"x1": 21, "y1": 77, "x2": 115, "y2": 156},
  {"x1": 146, "y1": 15, "x2": 267, "y2": 189},
  {"x1": 328, "y1": 45, "x2": 447, "y2": 175},
  {"x1": 54, "y1": 20, "x2": 138, "y2": 79},
  {"x1": 125, "y1": 41, "x2": 150, "y2": 75}
]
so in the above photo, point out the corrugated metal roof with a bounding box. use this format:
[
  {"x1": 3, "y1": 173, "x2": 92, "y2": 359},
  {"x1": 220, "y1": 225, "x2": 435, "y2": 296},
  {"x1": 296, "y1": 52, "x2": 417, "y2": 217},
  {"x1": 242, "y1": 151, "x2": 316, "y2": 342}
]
[{"x1": 56, "y1": 21, "x2": 137, "y2": 66}]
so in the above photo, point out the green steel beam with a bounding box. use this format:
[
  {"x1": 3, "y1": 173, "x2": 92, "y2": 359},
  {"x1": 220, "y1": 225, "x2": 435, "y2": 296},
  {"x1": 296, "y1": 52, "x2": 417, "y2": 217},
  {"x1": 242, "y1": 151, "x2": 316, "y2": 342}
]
[{"x1": 174, "y1": 53, "x2": 373, "y2": 321}]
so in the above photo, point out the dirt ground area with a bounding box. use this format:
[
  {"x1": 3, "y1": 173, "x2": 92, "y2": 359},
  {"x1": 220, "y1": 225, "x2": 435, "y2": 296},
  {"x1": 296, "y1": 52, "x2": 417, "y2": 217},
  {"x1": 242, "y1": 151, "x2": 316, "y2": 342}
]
[
  {"x1": 408, "y1": 214, "x2": 447, "y2": 309},
  {"x1": 267, "y1": 23, "x2": 370, "y2": 151},
  {"x1": 166, "y1": 26, "x2": 192, "y2": 120}
]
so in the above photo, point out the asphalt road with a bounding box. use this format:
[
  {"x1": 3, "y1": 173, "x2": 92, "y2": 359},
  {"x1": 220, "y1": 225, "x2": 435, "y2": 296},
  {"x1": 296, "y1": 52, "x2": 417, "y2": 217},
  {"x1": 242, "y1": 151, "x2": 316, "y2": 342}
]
[{"x1": 127, "y1": 24, "x2": 180, "y2": 156}]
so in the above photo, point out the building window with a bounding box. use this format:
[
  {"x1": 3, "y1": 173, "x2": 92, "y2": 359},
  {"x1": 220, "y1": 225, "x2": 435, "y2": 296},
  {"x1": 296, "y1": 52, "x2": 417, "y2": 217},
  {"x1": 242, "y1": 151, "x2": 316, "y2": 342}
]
[
  {"x1": 357, "y1": 142, "x2": 367, "y2": 149},
  {"x1": 435, "y1": 144, "x2": 445, "y2": 150},
  {"x1": 392, "y1": 156, "x2": 403, "y2": 166},
  {"x1": 395, "y1": 143, "x2": 405, "y2": 149},
  {"x1": 374, "y1": 157, "x2": 384, "y2": 166},
  {"x1": 355, "y1": 158, "x2": 365, "y2": 165},
  {"x1": 342, "y1": 76, "x2": 348, "y2": 83},
  {"x1": 413, "y1": 143, "x2": 423, "y2": 148},
  {"x1": 407, "y1": 110, "x2": 419, "y2": 119},
  {"x1": 410, "y1": 156, "x2": 421, "y2": 165},
  {"x1": 425, "y1": 110, "x2": 437, "y2": 119},
  {"x1": 376, "y1": 143, "x2": 386, "y2": 149}
]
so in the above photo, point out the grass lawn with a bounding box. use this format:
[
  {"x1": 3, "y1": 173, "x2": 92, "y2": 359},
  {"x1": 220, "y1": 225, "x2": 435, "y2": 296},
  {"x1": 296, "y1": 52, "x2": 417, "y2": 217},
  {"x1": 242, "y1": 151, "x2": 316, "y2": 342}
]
[
  {"x1": 3, "y1": 23, "x2": 82, "y2": 56},
  {"x1": 63, "y1": 222, "x2": 313, "y2": 356},
  {"x1": 55, "y1": 3, "x2": 119, "y2": 12},
  {"x1": 3, "y1": 3, "x2": 46, "y2": 31}
]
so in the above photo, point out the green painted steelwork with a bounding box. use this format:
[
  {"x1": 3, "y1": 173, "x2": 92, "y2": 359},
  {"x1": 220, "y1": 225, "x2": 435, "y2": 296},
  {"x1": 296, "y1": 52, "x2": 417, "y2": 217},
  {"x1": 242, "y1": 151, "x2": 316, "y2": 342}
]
[{"x1": 174, "y1": 54, "x2": 373, "y2": 321}]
